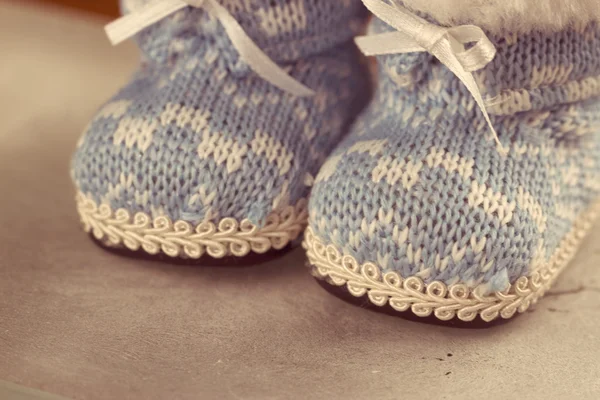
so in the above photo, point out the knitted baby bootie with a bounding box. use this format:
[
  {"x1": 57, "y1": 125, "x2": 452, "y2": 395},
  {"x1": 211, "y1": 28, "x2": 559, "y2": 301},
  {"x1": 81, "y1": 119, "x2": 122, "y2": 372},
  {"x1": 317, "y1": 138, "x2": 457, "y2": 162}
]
[
  {"x1": 304, "y1": 0, "x2": 600, "y2": 322},
  {"x1": 71, "y1": 0, "x2": 370, "y2": 260}
]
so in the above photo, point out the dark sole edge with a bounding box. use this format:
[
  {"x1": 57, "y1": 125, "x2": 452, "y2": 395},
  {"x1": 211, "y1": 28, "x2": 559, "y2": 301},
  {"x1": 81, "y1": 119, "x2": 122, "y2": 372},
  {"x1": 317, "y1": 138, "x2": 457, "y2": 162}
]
[{"x1": 90, "y1": 234, "x2": 294, "y2": 267}]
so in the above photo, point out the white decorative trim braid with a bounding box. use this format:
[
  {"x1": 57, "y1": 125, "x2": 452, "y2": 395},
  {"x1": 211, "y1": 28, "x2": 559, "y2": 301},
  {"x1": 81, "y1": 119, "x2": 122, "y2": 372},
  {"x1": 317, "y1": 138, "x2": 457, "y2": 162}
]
[
  {"x1": 303, "y1": 199, "x2": 600, "y2": 322},
  {"x1": 76, "y1": 192, "x2": 308, "y2": 258}
]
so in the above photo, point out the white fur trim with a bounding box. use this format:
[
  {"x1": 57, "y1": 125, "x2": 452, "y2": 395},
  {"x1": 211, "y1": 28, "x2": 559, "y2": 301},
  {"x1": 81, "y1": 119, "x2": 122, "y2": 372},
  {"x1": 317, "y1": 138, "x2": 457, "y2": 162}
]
[{"x1": 396, "y1": 0, "x2": 600, "y2": 34}]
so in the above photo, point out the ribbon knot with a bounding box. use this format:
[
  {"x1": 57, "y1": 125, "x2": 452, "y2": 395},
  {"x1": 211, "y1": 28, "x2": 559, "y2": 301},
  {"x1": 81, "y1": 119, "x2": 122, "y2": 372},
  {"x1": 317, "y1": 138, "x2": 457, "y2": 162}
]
[
  {"x1": 104, "y1": 0, "x2": 314, "y2": 97},
  {"x1": 356, "y1": 0, "x2": 506, "y2": 154},
  {"x1": 414, "y1": 23, "x2": 446, "y2": 52}
]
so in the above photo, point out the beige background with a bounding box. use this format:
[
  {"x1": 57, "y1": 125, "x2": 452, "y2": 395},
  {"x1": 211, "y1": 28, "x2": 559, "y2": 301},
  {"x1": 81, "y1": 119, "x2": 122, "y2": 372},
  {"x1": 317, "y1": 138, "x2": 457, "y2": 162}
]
[
  {"x1": 1, "y1": 2, "x2": 600, "y2": 399},
  {"x1": 21, "y1": 0, "x2": 119, "y2": 17}
]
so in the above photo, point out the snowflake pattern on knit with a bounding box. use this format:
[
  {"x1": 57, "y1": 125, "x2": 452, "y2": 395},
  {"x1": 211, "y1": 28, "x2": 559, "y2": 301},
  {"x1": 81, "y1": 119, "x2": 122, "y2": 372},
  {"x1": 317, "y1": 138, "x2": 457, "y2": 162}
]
[
  {"x1": 71, "y1": 0, "x2": 370, "y2": 227},
  {"x1": 308, "y1": 18, "x2": 600, "y2": 293}
]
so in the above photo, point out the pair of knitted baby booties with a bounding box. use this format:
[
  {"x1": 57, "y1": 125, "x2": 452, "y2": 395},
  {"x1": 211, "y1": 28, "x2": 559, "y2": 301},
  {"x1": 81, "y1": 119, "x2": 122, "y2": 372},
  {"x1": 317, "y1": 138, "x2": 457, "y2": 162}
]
[{"x1": 72, "y1": 0, "x2": 600, "y2": 323}]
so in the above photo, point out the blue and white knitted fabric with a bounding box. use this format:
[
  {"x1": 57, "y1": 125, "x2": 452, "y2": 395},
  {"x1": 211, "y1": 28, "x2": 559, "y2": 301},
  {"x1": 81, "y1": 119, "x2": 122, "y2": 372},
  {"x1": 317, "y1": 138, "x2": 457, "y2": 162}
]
[
  {"x1": 305, "y1": 14, "x2": 600, "y2": 321},
  {"x1": 71, "y1": 0, "x2": 370, "y2": 258}
]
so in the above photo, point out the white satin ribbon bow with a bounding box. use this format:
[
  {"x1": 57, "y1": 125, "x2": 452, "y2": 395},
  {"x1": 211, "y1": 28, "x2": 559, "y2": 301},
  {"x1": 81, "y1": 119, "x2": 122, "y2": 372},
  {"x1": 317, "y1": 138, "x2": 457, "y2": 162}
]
[
  {"x1": 356, "y1": 0, "x2": 506, "y2": 154},
  {"x1": 105, "y1": 0, "x2": 315, "y2": 97}
]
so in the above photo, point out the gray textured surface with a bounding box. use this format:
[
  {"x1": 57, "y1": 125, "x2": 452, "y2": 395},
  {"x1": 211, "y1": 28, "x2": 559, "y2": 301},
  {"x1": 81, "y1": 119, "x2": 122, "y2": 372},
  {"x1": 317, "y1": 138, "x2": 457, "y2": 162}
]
[
  {"x1": 1, "y1": 2, "x2": 599, "y2": 399},
  {"x1": 0, "y1": 380, "x2": 69, "y2": 400}
]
